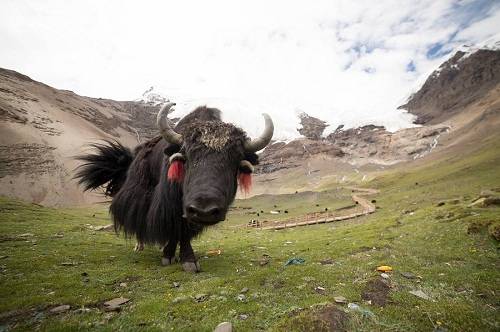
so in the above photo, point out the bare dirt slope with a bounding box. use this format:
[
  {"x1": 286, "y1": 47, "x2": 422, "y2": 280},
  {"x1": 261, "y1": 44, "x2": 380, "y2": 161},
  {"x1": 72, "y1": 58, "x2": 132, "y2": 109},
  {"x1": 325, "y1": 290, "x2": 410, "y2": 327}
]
[{"x1": 0, "y1": 68, "x2": 160, "y2": 206}]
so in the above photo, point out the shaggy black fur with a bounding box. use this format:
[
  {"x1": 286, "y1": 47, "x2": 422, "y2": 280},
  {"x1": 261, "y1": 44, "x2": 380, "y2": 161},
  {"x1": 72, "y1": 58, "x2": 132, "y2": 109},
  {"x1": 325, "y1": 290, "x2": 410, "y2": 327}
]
[
  {"x1": 74, "y1": 141, "x2": 133, "y2": 197},
  {"x1": 75, "y1": 106, "x2": 259, "y2": 266}
]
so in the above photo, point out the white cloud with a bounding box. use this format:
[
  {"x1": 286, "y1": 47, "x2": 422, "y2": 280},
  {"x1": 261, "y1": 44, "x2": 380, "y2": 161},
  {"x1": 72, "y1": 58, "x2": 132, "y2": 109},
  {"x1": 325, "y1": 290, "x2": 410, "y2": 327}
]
[{"x1": 1, "y1": 0, "x2": 499, "y2": 139}]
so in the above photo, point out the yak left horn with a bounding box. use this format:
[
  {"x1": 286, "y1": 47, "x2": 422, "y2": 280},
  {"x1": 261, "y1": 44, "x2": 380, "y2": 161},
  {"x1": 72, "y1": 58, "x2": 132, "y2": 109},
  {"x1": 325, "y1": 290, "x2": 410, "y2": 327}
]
[
  {"x1": 244, "y1": 113, "x2": 274, "y2": 152},
  {"x1": 157, "y1": 102, "x2": 183, "y2": 146}
]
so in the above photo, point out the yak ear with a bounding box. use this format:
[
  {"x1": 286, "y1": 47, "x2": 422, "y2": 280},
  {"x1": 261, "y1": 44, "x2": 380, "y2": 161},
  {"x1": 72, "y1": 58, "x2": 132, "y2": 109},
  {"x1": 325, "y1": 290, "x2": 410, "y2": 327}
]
[
  {"x1": 244, "y1": 152, "x2": 259, "y2": 166},
  {"x1": 164, "y1": 144, "x2": 180, "y2": 156}
]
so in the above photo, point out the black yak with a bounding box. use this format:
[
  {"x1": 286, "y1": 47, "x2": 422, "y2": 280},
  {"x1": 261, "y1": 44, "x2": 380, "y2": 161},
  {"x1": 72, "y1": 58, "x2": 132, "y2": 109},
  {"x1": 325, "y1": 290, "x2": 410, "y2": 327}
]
[{"x1": 75, "y1": 103, "x2": 273, "y2": 272}]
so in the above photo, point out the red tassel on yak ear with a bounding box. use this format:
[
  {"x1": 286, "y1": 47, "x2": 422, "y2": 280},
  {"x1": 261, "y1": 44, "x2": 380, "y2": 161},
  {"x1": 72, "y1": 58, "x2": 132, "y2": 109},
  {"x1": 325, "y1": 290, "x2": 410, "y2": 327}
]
[
  {"x1": 238, "y1": 172, "x2": 252, "y2": 194},
  {"x1": 167, "y1": 153, "x2": 185, "y2": 183},
  {"x1": 238, "y1": 160, "x2": 254, "y2": 194},
  {"x1": 168, "y1": 160, "x2": 184, "y2": 182}
]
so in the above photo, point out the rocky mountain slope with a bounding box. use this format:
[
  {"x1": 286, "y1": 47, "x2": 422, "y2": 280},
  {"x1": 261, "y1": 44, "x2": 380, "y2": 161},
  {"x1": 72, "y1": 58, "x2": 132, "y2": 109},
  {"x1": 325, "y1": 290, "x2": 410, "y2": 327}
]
[
  {"x1": 0, "y1": 68, "x2": 163, "y2": 205},
  {"x1": 399, "y1": 49, "x2": 500, "y2": 124}
]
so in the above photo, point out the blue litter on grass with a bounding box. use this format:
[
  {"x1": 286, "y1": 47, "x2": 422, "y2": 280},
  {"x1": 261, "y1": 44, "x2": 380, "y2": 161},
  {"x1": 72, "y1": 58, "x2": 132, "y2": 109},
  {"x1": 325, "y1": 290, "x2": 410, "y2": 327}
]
[{"x1": 284, "y1": 258, "x2": 305, "y2": 266}]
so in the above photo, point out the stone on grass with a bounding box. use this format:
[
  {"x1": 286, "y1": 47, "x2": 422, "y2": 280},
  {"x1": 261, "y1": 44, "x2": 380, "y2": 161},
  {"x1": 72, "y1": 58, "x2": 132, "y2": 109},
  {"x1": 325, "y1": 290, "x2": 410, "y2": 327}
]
[
  {"x1": 409, "y1": 290, "x2": 431, "y2": 301},
  {"x1": 50, "y1": 305, "x2": 70, "y2": 314},
  {"x1": 240, "y1": 287, "x2": 249, "y2": 293},
  {"x1": 104, "y1": 297, "x2": 129, "y2": 307},
  {"x1": 214, "y1": 321, "x2": 232, "y2": 332},
  {"x1": 60, "y1": 262, "x2": 77, "y2": 266},
  {"x1": 103, "y1": 297, "x2": 130, "y2": 311},
  {"x1": 195, "y1": 294, "x2": 208, "y2": 302},
  {"x1": 334, "y1": 296, "x2": 347, "y2": 304},
  {"x1": 320, "y1": 258, "x2": 334, "y2": 265},
  {"x1": 401, "y1": 272, "x2": 416, "y2": 279},
  {"x1": 314, "y1": 286, "x2": 326, "y2": 295}
]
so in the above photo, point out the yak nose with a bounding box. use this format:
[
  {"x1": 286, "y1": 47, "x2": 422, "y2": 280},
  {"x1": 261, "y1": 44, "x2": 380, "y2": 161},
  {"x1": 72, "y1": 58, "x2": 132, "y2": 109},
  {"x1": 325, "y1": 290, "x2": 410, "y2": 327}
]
[{"x1": 185, "y1": 201, "x2": 224, "y2": 224}]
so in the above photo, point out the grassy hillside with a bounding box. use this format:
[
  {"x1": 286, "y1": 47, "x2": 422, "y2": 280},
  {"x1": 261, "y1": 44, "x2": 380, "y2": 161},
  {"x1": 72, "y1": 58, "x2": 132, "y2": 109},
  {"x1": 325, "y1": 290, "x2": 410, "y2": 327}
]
[{"x1": 0, "y1": 139, "x2": 499, "y2": 331}]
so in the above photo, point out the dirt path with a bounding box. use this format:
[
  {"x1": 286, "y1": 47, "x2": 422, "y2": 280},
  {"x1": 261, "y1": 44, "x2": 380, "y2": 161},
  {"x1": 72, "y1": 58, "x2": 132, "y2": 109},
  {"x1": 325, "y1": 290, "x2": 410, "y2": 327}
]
[{"x1": 259, "y1": 187, "x2": 379, "y2": 230}]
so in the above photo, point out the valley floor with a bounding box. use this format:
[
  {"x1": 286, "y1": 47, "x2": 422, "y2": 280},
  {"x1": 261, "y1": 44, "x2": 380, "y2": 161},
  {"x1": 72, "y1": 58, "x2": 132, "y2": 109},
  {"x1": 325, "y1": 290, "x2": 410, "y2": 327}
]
[{"x1": 0, "y1": 140, "x2": 499, "y2": 331}]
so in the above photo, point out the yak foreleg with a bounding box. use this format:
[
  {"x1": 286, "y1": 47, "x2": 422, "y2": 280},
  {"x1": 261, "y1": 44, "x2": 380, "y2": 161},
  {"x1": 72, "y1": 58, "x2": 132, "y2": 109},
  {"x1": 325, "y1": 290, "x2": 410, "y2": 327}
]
[
  {"x1": 179, "y1": 238, "x2": 200, "y2": 273},
  {"x1": 161, "y1": 240, "x2": 178, "y2": 266}
]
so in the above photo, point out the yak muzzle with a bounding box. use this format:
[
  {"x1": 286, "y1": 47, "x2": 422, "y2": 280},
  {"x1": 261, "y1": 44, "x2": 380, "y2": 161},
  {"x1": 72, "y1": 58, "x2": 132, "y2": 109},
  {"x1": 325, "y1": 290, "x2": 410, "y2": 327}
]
[{"x1": 184, "y1": 199, "x2": 226, "y2": 225}]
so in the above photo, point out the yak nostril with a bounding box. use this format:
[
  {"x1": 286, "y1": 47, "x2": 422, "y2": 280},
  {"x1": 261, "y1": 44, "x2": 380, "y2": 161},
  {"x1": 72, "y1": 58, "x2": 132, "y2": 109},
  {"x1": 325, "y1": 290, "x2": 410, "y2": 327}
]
[
  {"x1": 187, "y1": 205, "x2": 198, "y2": 215},
  {"x1": 206, "y1": 207, "x2": 220, "y2": 216}
]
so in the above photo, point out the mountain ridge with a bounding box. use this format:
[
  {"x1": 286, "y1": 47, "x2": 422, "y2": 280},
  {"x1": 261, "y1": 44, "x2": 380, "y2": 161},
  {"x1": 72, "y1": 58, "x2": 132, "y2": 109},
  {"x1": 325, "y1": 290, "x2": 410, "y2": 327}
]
[{"x1": 1, "y1": 46, "x2": 499, "y2": 205}]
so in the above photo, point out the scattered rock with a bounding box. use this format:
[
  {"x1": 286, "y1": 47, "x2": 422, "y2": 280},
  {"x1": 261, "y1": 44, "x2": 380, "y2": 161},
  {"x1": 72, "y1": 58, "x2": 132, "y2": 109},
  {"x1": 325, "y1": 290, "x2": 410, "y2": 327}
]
[
  {"x1": 103, "y1": 305, "x2": 121, "y2": 312},
  {"x1": 50, "y1": 305, "x2": 70, "y2": 314},
  {"x1": 236, "y1": 294, "x2": 246, "y2": 302},
  {"x1": 334, "y1": 296, "x2": 347, "y2": 304},
  {"x1": 103, "y1": 297, "x2": 130, "y2": 308},
  {"x1": 87, "y1": 224, "x2": 114, "y2": 231},
  {"x1": 401, "y1": 272, "x2": 417, "y2": 279},
  {"x1": 74, "y1": 307, "x2": 92, "y2": 314},
  {"x1": 469, "y1": 197, "x2": 500, "y2": 208},
  {"x1": 60, "y1": 262, "x2": 78, "y2": 266},
  {"x1": 214, "y1": 322, "x2": 232, "y2": 332},
  {"x1": 259, "y1": 258, "x2": 270, "y2": 266},
  {"x1": 409, "y1": 290, "x2": 432, "y2": 301},
  {"x1": 119, "y1": 282, "x2": 127, "y2": 288},
  {"x1": 17, "y1": 233, "x2": 34, "y2": 238},
  {"x1": 238, "y1": 314, "x2": 249, "y2": 320},
  {"x1": 314, "y1": 286, "x2": 326, "y2": 295},
  {"x1": 361, "y1": 278, "x2": 391, "y2": 307},
  {"x1": 380, "y1": 273, "x2": 390, "y2": 279},
  {"x1": 173, "y1": 282, "x2": 180, "y2": 288},
  {"x1": 195, "y1": 294, "x2": 208, "y2": 302},
  {"x1": 319, "y1": 258, "x2": 334, "y2": 265},
  {"x1": 240, "y1": 287, "x2": 249, "y2": 294}
]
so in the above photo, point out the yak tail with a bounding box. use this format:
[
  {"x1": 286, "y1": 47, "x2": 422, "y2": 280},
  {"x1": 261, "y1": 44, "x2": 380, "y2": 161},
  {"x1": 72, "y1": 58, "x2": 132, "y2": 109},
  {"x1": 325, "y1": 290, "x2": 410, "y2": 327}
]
[{"x1": 74, "y1": 140, "x2": 133, "y2": 197}]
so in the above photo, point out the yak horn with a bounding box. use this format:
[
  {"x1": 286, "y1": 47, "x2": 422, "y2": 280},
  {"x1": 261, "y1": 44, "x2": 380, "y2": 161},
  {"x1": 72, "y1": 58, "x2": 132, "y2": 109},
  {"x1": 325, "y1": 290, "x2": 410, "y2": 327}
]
[
  {"x1": 157, "y1": 102, "x2": 183, "y2": 146},
  {"x1": 243, "y1": 113, "x2": 274, "y2": 152}
]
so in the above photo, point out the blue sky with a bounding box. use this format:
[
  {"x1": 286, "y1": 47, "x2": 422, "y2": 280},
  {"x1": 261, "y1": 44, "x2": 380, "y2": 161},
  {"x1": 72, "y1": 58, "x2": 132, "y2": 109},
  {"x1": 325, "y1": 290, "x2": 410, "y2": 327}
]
[{"x1": 1, "y1": 0, "x2": 499, "y2": 138}]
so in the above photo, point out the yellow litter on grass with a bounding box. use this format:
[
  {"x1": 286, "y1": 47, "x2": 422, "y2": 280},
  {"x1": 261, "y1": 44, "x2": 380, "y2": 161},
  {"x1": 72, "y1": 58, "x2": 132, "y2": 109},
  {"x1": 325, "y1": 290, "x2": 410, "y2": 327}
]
[
  {"x1": 376, "y1": 265, "x2": 393, "y2": 272},
  {"x1": 206, "y1": 249, "x2": 223, "y2": 256}
]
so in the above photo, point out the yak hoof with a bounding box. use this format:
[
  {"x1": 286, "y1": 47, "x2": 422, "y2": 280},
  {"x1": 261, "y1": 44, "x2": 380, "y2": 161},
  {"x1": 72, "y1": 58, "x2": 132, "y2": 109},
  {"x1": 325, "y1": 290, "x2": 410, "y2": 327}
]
[
  {"x1": 161, "y1": 257, "x2": 177, "y2": 266},
  {"x1": 134, "y1": 242, "x2": 144, "y2": 252},
  {"x1": 182, "y1": 261, "x2": 200, "y2": 273}
]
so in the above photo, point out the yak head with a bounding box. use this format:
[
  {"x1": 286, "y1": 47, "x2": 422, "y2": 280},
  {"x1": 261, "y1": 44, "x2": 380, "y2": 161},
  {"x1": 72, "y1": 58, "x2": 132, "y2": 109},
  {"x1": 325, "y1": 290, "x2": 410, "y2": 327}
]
[{"x1": 157, "y1": 103, "x2": 274, "y2": 226}]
